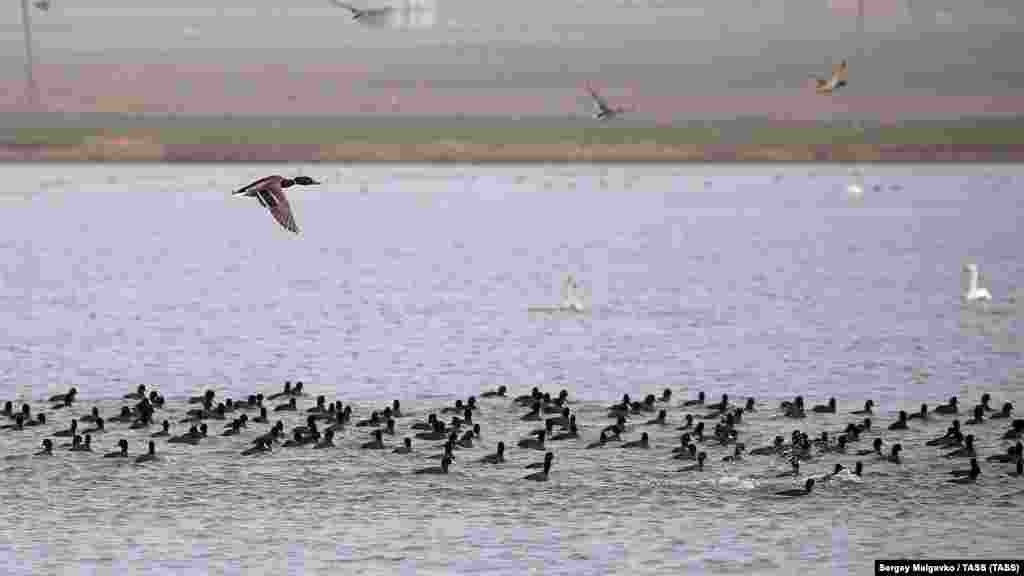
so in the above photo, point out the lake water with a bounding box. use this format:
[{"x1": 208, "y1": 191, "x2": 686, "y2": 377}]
[{"x1": 0, "y1": 163, "x2": 1021, "y2": 575}]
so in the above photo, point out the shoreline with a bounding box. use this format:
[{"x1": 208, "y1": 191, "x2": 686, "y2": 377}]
[
  {"x1": 3, "y1": 140, "x2": 1024, "y2": 163},
  {"x1": 4, "y1": 115, "x2": 1024, "y2": 162}
]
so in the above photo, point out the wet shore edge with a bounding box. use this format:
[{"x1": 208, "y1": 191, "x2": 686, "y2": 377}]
[{"x1": 4, "y1": 139, "x2": 1024, "y2": 163}]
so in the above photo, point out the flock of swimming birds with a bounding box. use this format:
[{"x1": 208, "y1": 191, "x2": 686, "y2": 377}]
[{"x1": 5, "y1": 380, "x2": 1022, "y2": 494}]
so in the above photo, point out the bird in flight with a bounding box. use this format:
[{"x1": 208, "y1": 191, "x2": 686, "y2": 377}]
[
  {"x1": 810, "y1": 60, "x2": 848, "y2": 95},
  {"x1": 586, "y1": 85, "x2": 633, "y2": 121},
  {"x1": 232, "y1": 176, "x2": 319, "y2": 234},
  {"x1": 34, "y1": 0, "x2": 51, "y2": 11},
  {"x1": 329, "y1": 1, "x2": 394, "y2": 23}
]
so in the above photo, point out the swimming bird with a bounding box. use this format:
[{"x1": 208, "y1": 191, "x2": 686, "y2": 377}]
[
  {"x1": 82, "y1": 417, "x2": 105, "y2": 435},
  {"x1": 678, "y1": 451, "x2": 707, "y2": 473},
  {"x1": 54, "y1": 419, "x2": 77, "y2": 438},
  {"x1": 707, "y1": 394, "x2": 729, "y2": 412},
  {"x1": 934, "y1": 397, "x2": 958, "y2": 415},
  {"x1": 35, "y1": 439, "x2": 53, "y2": 456},
  {"x1": 275, "y1": 398, "x2": 298, "y2": 412},
  {"x1": 812, "y1": 398, "x2": 837, "y2": 414},
  {"x1": 777, "y1": 478, "x2": 815, "y2": 497},
  {"x1": 944, "y1": 435, "x2": 976, "y2": 458},
  {"x1": 962, "y1": 263, "x2": 992, "y2": 302},
  {"x1": 253, "y1": 407, "x2": 270, "y2": 425},
  {"x1": 521, "y1": 401, "x2": 542, "y2": 421},
  {"x1": 644, "y1": 410, "x2": 668, "y2": 426},
  {"x1": 550, "y1": 421, "x2": 579, "y2": 441},
  {"x1": 673, "y1": 444, "x2": 698, "y2": 462},
  {"x1": 857, "y1": 438, "x2": 883, "y2": 457},
  {"x1": 393, "y1": 437, "x2": 413, "y2": 454},
  {"x1": 852, "y1": 400, "x2": 874, "y2": 415},
  {"x1": 480, "y1": 385, "x2": 507, "y2": 398},
  {"x1": 80, "y1": 407, "x2": 101, "y2": 423},
  {"x1": 966, "y1": 405, "x2": 985, "y2": 425},
  {"x1": 683, "y1": 391, "x2": 705, "y2": 407},
  {"x1": 907, "y1": 404, "x2": 930, "y2": 421},
  {"x1": 585, "y1": 430, "x2": 612, "y2": 449},
  {"x1": 49, "y1": 387, "x2": 77, "y2": 404},
  {"x1": 329, "y1": 0, "x2": 394, "y2": 23},
  {"x1": 524, "y1": 455, "x2": 552, "y2": 481},
  {"x1": 70, "y1": 435, "x2": 92, "y2": 452},
  {"x1": 622, "y1": 432, "x2": 650, "y2": 449},
  {"x1": 979, "y1": 394, "x2": 995, "y2": 413},
  {"x1": 526, "y1": 451, "x2": 554, "y2": 470},
  {"x1": 586, "y1": 85, "x2": 633, "y2": 121},
  {"x1": 889, "y1": 411, "x2": 910, "y2": 430},
  {"x1": 124, "y1": 385, "x2": 146, "y2": 400},
  {"x1": 242, "y1": 438, "x2": 272, "y2": 456},
  {"x1": 313, "y1": 429, "x2": 336, "y2": 449},
  {"x1": 361, "y1": 429, "x2": 386, "y2": 450},
  {"x1": 22, "y1": 412, "x2": 43, "y2": 426},
  {"x1": 885, "y1": 444, "x2": 903, "y2": 463},
  {"x1": 151, "y1": 420, "x2": 171, "y2": 438},
  {"x1": 232, "y1": 176, "x2": 318, "y2": 234},
  {"x1": 751, "y1": 436, "x2": 785, "y2": 456},
  {"x1": 135, "y1": 441, "x2": 158, "y2": 464},
  {"x1": 518, "y1": 430, "x2": 546, "y2": 450},
  {"x1": 810, "y1": 60, "x2": 848, "y2": 95},
  {"x1": 104, "y1": 439, "x2": 129, "y2": 458},
  {"x1": 414, "y1": 455, "x2": 452, "y2": 475},
  {"x1": 991, "y1": 403, "x2": 1014, "y2": 420}
]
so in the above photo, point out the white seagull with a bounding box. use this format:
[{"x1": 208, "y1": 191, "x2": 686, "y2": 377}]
[
  {"x1": 962, "y1": 263, "x2": 992, "y2": 302},
  {"x1": 528, "y1": 275, "x2": 587, "y2": 313}
]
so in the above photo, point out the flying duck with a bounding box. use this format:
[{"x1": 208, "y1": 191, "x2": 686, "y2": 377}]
[
  {"x1": 232, "y1": 175, "x2": 318, "y2": 234},
  {"x1": 810, "y1": 60, "x2": 848, "y2": 95}
]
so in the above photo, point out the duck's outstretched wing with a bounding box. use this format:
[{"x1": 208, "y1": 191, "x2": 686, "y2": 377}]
[
  {"x1": 263, "y1": 187, "x2": 300, "y2": 234},
  {"x1": 233, "y1": 175, "x2": 282, "y2": 197}
]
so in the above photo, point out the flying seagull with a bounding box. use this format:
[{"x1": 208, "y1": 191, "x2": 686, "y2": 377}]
[
  {"x1": 329, "y1": 0, "x2": 394, "y2": 23},
  {"x1": 586, "y1": 85, "x2": 632, "y2": 121},
  {"x1": 232, "y1": 176, "x2": 319, "y2": 234},
  {"x1": 810, "y1": 60, "x2": 848, "y2": 95}
]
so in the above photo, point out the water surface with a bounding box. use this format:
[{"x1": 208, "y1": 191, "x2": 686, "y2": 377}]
[{"x1": 0, "y1": 164, "x2": 1021, "y2": 575}]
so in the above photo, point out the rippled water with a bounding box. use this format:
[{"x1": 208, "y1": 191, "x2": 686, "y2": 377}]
[{"x1": 0, "y1": 164, "x2": 1022, "y2": 575}]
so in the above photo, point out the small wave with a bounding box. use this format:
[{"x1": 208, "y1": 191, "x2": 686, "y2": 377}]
[{"x1": 715, "y1": 474, "x2": 760, "y2": 490}]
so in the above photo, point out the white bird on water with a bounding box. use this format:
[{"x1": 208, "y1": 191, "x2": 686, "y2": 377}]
[
  {"x1": 846, "y1": 168, "x2": 865, "y2": 199},
  {"x1": 528, "y1": 275, "x2": 586, "y2": 313},
  {"x1": 561, "y1": 274, "x2": 585, "y2": 312},
  {"x1": 962, "y1": 263, "x2": 992, "y2": 302}
]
